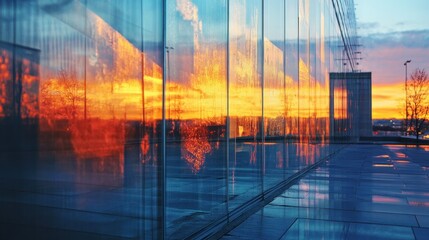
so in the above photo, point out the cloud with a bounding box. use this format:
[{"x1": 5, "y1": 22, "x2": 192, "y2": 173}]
[
  {"x1": 372, "y1": 83, "x2": 405, "y2": 119},
  {"x1": 358, "y1": 29, "x2": 429, "y2": 86},
  {"x1": 362, "y1": 29, "x2": 429, "y2": 49},
  {"x1": 372, "y1": 94, "x2": 397, "y2": 100},
  {"x1": 176, "y1": 0, "x2": 203, "y2": 49},
  {"x1": 359, "y1": 21, "x2": 380, "y2": 30}
]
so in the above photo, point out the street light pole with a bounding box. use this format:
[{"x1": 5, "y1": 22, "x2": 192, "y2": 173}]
[
  {"x1": 165, "y1": 46, "x2": 174, "y2": 119},
  {"x1": 404, "y1": 60, "x2": 411, "y2": 135}
]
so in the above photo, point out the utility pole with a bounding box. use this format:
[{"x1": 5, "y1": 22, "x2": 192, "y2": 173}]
[
  {"x1": 404, "y1": 60, "x2": 411, "y2": 135},
  {"x1": 165, "y1": 46, "x2": 174, "y2": 120}
]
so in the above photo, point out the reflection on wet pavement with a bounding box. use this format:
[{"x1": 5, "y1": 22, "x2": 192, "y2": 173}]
[{"x1": 222, "y1": 145, "x2": 429, "y2": 240}]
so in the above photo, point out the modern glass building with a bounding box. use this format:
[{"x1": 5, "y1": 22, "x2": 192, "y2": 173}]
[
  {"x1": 330, "y1": 72, "x2": 372, "y2": 140},
  {"x1": 0, "y1": 0, "x2": 359, "y2": 239}
]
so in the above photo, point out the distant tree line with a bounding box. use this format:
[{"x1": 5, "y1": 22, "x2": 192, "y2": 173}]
[{"x1": 373, "y1": 126, "x2": 401, "y2": 132}]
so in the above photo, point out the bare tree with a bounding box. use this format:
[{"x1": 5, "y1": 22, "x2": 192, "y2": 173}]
[
  {"x1": 40, "y1": 69, "x2": 84, "y2": 121},
  {"x1": 406, "y1": 68, "x2": 429, "y2": 141}
]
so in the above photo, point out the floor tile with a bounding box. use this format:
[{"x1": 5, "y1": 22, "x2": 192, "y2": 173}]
[
  {"x1": 416, "y1": 215, "x2": 429, "y2": 228},
  {"x1": 280, "y1": 219, "x2": 348, "y2": 240},
  {"x1": 346, "y1": 223, "x2": 414, "y2": 240},
  {"x1": 223, "y1": 145, "x2": 429, "y2": 239},
  {"x1": 413, "y1": 227, "x2": 429, "y2": 240},
  {"x1": 227, "y1": 214, "x2": 295, "y2": 240}
]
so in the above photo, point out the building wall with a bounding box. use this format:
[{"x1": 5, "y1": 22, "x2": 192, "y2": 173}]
[
  {"x1": 0, "y1": 0, "x2": 359, "y2": 239},
  {"x1": 330, "y1": 72, "x2": 372, "y2": 140}
]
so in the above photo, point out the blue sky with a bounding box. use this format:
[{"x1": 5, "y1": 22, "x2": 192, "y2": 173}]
[
  {"x1": 355, "y1": 0, "x2": 429, "y2": 82},
  {"x1": 355, "y1": 0, "x2": 429, "y2": 118},
  {"x1": 356, "y1": 0, "x2": 429, "y2": 35}
]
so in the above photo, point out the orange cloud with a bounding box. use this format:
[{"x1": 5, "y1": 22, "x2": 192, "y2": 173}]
[
  {"x1": 372, "y1": 82, "x2": 405, "y2": 119},
  {"x1": 360, "y1": 31, "x2": 429, "y2": 119}
]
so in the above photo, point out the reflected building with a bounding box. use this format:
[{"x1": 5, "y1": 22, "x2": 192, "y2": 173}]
[
  {"x1": 0, "y1": 41, "x2": 40, "y2": 152},
  {"x1": 0, "y1": 0, "x2": 362, "y2": 239}
]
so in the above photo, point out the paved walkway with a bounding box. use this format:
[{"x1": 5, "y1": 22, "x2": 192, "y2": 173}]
[{"x1": 221, "y1": 144, "x2": 429, "y2": 240}]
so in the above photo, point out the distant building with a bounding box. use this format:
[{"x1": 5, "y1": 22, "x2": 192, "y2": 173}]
[
  {"x1": 0, "y1": 41, "x2": 40, "y2": 151},
  {"x1": 330, "y1": 72, "x2": 372, "y2": 140}
]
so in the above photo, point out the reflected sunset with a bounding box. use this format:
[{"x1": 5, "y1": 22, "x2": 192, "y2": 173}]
[
  {"x1": 0, "y1": 0, "x2": 343, "y2": 177},
  {"x1": 0, "y1": 0, "x2": 371, "y2": 239}
]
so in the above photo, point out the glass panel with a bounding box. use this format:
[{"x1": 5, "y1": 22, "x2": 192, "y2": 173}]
[
  {"x1": 165, "y1": 0, "x2": 228, "y2": 238},
  {"x1": 263, "y1": 0, "x2": 286, "y2": 188},
  {"x1": 298, "y1": 0, "x2": 314, "y2": 169},
  {"x1": 321, "y1": 0, "x2": 331, "y2": 156},
  {"x1": 285, "y1": 0, "x2": 301, "y2": 175},
  {"x1": 229, "y1": 0, "x2": 263, "y2": 210},
  {"x1": 141, "y1": 0, "x2": 164, "y2": 237},
  {"x1": 309, "y1": 0, "x2": 324, "y2": 163},
  {"x1": 0, "y1": 0, "x2": 163, "y2": 238}
]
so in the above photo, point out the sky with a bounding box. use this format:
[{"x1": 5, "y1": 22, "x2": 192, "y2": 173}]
[{"x1": 355, "y1": 0, "x2": 429, "y2": 119}]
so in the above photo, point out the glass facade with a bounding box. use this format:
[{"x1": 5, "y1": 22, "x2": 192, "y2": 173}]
[{"x1": 0, "y1": 0, "x2": 358, "y2": 239}]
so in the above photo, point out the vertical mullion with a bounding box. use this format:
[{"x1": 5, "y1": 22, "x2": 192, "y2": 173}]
[
  {"x1": 261, "y1": 0, "x2": 265, "y2": 197},
  {"x1": 140, "y1": 1, "x2": 146, "y2": 238},
  {"x1": 226, "y1": 0, "x2": 230, "y2": 222},
  {"x1": 297, "y1": 0, "x2": 300, "y2": 139},
  {"x1": 12, "y1": 0, "x2": 16, "y2": 121},
  {"x1": 283, "y1": 0, "x2": 287, "y2": 180},
  {"x1": 160, "y1": 0, "x2": 167, "y2": 239},
  {"x1": 84, "y1": 0, "x2": 87, "y2": 120}
]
